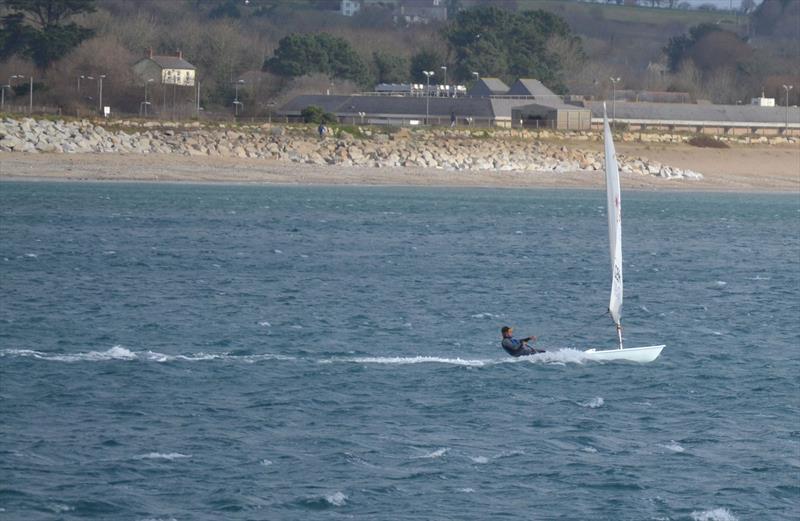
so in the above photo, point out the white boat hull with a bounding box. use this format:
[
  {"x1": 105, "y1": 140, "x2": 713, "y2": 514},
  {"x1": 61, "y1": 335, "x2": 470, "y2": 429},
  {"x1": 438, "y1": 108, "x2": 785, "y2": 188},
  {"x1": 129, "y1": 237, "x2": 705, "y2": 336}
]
[{"x1": 583, "y1": 344, "x2": 665, "y2": 363}]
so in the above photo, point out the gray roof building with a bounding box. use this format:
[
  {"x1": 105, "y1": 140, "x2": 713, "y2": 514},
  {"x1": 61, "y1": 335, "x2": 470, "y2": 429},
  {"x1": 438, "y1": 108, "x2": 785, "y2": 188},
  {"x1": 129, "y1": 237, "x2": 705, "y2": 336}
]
[
  {"x1": 586, "y1": 101, "x2": 800, "y2": 129},
  {"x1": 468, "y1": 78, "x2": 510, "y2": 97}
]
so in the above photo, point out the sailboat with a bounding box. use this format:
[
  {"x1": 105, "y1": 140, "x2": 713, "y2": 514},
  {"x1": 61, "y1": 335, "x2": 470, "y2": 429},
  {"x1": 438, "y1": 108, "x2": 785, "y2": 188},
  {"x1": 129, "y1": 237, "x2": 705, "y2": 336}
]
[{"x1": 582, "y1": 104, "x2": 665, "y2": 363}]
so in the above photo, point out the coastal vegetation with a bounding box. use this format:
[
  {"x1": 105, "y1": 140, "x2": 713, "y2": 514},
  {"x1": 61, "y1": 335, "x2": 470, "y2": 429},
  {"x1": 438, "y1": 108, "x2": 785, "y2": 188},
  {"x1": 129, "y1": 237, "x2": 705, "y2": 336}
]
[{"x1": 0, "y1": 0, "x2": 796, "y2": 116}]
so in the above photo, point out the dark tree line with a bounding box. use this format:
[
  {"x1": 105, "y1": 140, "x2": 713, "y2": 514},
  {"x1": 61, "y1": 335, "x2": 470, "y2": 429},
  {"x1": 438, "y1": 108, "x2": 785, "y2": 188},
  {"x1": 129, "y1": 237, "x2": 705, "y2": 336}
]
[
  {"x1": 264, "y1": 6, "x2": 583, "y2": 93},
  {"x1": 0, "y1": 0, "x2": 96, "y2": 68}
]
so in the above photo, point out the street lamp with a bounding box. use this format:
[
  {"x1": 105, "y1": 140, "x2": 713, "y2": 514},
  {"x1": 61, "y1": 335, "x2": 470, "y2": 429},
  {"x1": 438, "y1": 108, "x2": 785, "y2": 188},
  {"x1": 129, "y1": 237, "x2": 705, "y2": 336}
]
[
  {"x1": 5, "y1": 75, "x2": 23, "y2": 112},
  {"x1": 141, "y1": 78, "x2": 154, "y2": 116},
  {"x1": 782, "y1": 84, "x2": 794, "y2": 131},
  {"x1": 422, "y1": 70, "x2": 434, "y2": 125},
  {"x1": 233, "y1": 79, "x2": 244, "y2": 116},
  {"x1": 97, "y1": 74, "x2": 106, "y2": 115},
  {"x1": 29, "y1": 75, "x2": 33, "y2": 114},
  {"x1": 610, "y1": 76, "x2": 621, "y2": 127},
  {"x1": 440, "y1": 65, "x2": 447, "y2": 93}
]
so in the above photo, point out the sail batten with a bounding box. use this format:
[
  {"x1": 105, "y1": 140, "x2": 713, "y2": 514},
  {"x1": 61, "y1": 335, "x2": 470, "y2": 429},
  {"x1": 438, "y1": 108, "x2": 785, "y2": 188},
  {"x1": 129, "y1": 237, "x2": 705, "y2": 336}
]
[{"x1": 603, "y1": 105, "x2": 623, "y2": 326}]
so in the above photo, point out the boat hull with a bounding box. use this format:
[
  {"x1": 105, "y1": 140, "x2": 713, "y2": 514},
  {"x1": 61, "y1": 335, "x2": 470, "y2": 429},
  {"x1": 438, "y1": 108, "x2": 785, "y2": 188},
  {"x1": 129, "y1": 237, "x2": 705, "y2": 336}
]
[{"x1": 583, "y1": 345, "x2": 665, "y2": 363}]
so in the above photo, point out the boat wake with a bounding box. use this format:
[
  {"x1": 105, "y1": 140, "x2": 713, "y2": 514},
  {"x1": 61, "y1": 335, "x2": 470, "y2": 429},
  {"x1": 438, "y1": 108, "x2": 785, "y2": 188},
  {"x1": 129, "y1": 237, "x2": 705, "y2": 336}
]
[{"x1": 0, "y1": 347, "x2": 599, "y2": 366}]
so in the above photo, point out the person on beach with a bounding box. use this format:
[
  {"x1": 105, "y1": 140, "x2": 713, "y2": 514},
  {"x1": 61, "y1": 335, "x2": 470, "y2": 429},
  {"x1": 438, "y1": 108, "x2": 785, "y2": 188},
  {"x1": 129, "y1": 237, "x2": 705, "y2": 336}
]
[
  {"x1": 318, "y1": 123, "x2": 327, "y2": 138},
  {"x1": 500, "y1": 326, "x2": 544, "y2": 357}
]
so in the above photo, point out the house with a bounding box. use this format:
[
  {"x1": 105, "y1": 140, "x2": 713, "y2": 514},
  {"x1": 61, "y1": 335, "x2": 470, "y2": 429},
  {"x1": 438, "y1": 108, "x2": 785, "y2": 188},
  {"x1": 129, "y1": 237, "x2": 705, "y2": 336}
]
[
  {"x1": 341, "y1": 0, "x2": 447, "y2": 22},
  {"x1": 132, "y1": 50, "x2": 196, "y2": 87}
]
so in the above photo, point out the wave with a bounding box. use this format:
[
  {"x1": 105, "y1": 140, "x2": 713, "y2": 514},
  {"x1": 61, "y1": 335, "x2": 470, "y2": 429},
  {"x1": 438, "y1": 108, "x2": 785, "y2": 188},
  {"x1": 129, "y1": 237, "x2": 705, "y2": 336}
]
[
  {"x1": 0, "y1": 347, "x2": 296, "y2": 364},
  {"x1": 660, "y1": 441, "x2": 686, "y2": 453},
  {"x1": 578, "y1": 397, "x2": 605, "y2": 409},
  {"x1": 134, "y1": 452, "x2": 191, "y2": 461},
  {"x1": 690, "y1": 508, "x2": 738, "y2": 521},
  {"x1": 416, "y1": 448, "x2": 449, "y2": 459}
]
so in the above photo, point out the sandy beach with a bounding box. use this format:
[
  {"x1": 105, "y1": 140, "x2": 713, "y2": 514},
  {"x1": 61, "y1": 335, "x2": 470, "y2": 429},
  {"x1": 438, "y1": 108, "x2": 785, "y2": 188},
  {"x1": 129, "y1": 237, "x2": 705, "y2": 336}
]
[{"x1": 1, "y1": 142, "x2": 798, "y2": 192}]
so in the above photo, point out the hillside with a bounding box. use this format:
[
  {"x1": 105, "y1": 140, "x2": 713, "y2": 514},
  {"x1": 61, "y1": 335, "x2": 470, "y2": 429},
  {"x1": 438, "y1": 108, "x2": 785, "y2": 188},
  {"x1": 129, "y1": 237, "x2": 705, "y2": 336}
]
[{"x1": 0, "y1": 0, "x2": 794, "y2": 118}]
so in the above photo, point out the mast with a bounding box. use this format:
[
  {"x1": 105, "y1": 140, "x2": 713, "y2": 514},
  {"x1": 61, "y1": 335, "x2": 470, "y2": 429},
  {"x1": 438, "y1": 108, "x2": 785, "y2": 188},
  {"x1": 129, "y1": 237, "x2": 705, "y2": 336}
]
[{"x1": 603, "y1": 103, "x2": 624, "y2": 349}]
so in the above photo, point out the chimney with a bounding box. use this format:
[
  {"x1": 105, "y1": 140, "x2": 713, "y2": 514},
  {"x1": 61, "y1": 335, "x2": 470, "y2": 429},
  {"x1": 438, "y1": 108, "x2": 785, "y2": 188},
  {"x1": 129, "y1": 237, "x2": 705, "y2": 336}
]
[{"x1": 177, "y1": 49, "x2": 182, "y2": 59}]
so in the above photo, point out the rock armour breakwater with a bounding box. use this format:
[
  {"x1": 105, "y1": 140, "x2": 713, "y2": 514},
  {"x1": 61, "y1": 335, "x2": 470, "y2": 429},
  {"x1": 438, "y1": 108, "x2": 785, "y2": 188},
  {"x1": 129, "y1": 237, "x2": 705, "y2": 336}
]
[{"x1": 0, "y1": 117, "x2": 709, "y2": 180}]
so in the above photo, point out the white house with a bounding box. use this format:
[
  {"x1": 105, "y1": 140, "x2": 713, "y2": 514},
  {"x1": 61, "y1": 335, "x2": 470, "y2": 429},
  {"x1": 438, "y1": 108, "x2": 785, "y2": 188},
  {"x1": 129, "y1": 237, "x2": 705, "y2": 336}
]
[{"x1": 133, "y1": 50, "x2": 196, "y2": 87}]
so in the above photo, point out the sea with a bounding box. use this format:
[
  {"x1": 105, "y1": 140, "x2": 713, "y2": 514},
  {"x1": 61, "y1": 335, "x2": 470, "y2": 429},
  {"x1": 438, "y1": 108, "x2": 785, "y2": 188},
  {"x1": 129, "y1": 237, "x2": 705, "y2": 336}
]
[{"x1": 1, "y1": 181, "x2": 798, "y2": 521}]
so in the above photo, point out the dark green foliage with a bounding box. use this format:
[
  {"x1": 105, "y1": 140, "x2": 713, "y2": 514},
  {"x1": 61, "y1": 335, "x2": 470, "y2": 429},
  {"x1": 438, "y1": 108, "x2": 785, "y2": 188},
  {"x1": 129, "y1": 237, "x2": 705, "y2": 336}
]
[
  {"x1": 442, "y1": 6, "x2": 580, "y2": 92},
  {"x1": 0, "y1": 0, "x2": 96, "y2": 67},
  {"x1": 209, "y1": 0, "x2": 241, "y2": 19},
  {"x1": 409, "y1": 49, "x2": 443, "y2": 83},
  {"x1": 264, "y1": 33, "x2": 371, "y2": 86},
  {"x1": 372, "y1": 51, "x2": 408, "y2": 84},
  {"x1": 300, "y1": 105, "x2": 337, "y2": 124},
  {"x1": 664, "y1": 23, "x2": 721, "y2": 72}
]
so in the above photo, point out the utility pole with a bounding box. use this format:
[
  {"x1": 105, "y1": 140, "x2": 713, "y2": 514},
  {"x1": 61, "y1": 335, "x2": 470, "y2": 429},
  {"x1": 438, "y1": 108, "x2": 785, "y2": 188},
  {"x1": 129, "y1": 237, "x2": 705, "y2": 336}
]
[
  {"x1": 610, "y1": 77, "x2": 621, "y2": 128},
  {"x1": 423, "y1": 70, "x2": 434, "y2": 125},
  {"x1": 29, "y1": 76, "x2": 33, "y2": 114},
  {"x1": 783, "y1": 84, "x2": 794, "y2": 132}
]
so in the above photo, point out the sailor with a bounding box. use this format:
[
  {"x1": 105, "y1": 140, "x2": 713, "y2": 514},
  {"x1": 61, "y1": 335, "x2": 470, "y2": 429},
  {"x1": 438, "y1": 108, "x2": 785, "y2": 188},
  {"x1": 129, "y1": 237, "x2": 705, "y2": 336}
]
[{"x1": 500, "y1": 326, "x2": 544, "y2": 357}]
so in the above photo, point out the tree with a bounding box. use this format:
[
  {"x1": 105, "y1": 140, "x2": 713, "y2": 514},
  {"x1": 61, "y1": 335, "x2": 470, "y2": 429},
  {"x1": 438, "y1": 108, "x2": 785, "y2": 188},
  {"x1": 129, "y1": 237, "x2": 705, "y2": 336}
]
[
  {"x1": 372, "y1": 51, "x2": 407, "y2": 84},
  {"x1": 442, "y1": 6, "x2": 581, "y2": 91},
  {"x1": 264, "y1": 33, "x2": 371, "y2": 86},
  {"x1": 663, "y1": 23, "x2": 722, "y2": 72},
  {"x1": 409, "y1": 48, "x2": 444, "y2": 83},
  {"x1": 0, "y1": 0, "x2": 96, "y2": 68}
]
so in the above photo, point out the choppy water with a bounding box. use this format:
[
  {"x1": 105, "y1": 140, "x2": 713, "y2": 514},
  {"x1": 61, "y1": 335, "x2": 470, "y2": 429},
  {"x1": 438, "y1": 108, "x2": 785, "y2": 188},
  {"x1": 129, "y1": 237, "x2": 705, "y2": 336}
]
[{"x1": 1, "y1": 182, "x2": 798, "y2": 520}]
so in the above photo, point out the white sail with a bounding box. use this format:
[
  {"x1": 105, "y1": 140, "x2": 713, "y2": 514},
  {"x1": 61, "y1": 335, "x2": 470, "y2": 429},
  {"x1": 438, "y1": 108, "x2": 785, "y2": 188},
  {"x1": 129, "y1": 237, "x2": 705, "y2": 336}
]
[{"x1": 604, "y1": 104, "x2": 623, "y2": 326}]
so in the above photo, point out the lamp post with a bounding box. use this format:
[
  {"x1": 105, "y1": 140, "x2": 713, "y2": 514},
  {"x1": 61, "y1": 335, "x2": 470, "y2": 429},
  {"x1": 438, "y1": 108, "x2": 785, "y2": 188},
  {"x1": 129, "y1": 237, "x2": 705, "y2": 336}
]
[
  {"x1": 782, "y1": 84, "x2": 793, "y2": 131},
  {"x1": 97, "y1": 74, "x2": 106, "y2": 115},
  {"x1": 610, "y1": 76, "x2": 621, "y2": 127},
  {"x1": 77, "y1": 74, "x2": 85, "y2": 96},
  {"x1": 141, "y1": 78, "x2": 154, "y2": 116},
  {"x1": 440, "y1": 65, "x2": 447, "y2": 94},
  {"x1": 29, "y1": 76, "x2": 33, "y2": 114},
  {"x1": 5, "y1": 75, "x2": 23, "y2": 112},
  {"x1": 233, "y1": 79, "x2": 244, "y2": 116},
  {"x1": 422, "y1": 70, "x2": 434, "y2": 125}
]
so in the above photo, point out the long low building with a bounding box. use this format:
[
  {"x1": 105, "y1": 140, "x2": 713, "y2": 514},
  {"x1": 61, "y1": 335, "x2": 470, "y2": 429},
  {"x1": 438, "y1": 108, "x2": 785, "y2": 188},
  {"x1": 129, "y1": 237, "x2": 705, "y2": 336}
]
[
  {"x1": 277, "y1": 93, "x2": 592, "y2": 130},
  {"x1": 586, "y1": 101, "x2": 800, "y2": 135}
]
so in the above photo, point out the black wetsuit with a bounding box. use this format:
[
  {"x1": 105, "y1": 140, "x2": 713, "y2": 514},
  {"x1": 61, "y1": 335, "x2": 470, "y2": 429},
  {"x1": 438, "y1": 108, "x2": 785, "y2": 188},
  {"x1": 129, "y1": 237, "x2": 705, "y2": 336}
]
[{"x1": 501, "y1": 336, "x2": 543, "y2": 357}]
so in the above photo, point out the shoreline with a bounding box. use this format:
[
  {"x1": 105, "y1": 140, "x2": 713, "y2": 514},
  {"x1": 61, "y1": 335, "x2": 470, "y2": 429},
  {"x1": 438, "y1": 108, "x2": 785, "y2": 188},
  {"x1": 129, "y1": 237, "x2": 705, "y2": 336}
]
[{"x1": 1, "y1": 142, "x2": 798, "y2": 193}]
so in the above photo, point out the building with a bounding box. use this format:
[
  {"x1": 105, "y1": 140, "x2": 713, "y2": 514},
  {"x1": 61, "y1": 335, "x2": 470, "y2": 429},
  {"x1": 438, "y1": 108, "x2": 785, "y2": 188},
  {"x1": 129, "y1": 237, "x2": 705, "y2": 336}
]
[
  {"x1": 468, "y1": 78, "x2": 510, "y2": 97},
  {"x1": 584, "y1": 100, "x2": 799, "y2": 135},
  {"x1": 340, "y1": 0, "x2": 360, "y2": 16},
  {"x1": 277, "y1": 77, "x2": 591, "y2": 130},
  {"x1": 132, "y1": 50, "x2": 196, "y2": 87},
  {"x1": 340, "y1": 0, "x2": 447, "y2": 22}
]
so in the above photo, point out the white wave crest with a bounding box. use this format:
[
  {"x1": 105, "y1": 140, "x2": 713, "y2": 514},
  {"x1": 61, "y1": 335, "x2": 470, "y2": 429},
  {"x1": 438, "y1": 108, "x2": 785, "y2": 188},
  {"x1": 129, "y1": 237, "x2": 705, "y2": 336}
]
[
  {"x1": 691, "y1": 508, "x2": 738, "y2": 521},
  {"x1": 345, "y1": 356, "x2": 491, "y2": 367},
  {"x1": 325, "y1": 492, "x2": 347, "y2": 507},
  {"x1": 469, "y1": 455, "x2": 489, "y2": 464},
  {"x1": 660, "y1": 441, "x2": 686, "y2": 453},
  {"x1": 457, "y1": 488, "x2": 475, "y2": 493},
  {"x1": 417, "y1": 448, "x2": 449, "y2": 459},
  {"x1": 579, "y1": 397, "x2": 605, "y2": 408},
  {"x1": 0, "y1": 348, "x2": 295, "y2": 364},
  {"x1": 135, "y1": 452, "x2": 191, "y2": 461},
  {"x1": 260, "y1": 459, "x2": 273, "y2": 466}
]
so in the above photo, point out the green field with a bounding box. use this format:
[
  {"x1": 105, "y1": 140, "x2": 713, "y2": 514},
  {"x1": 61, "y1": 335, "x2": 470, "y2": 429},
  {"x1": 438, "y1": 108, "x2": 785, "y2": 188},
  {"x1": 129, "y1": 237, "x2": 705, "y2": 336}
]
[{"x1": 518, "y1": 0, "x2": 745, "y2": 29}]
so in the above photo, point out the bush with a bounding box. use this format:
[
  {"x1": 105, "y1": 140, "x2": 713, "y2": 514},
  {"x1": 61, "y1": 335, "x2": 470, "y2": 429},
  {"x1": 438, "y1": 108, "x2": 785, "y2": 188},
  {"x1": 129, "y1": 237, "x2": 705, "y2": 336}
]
[
  {"x1": 300, "y1": 105, "x2": 337, "y2": 124},
  {"x1": 688, "y1": 135, "x2": 729, "y2": 148}
]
